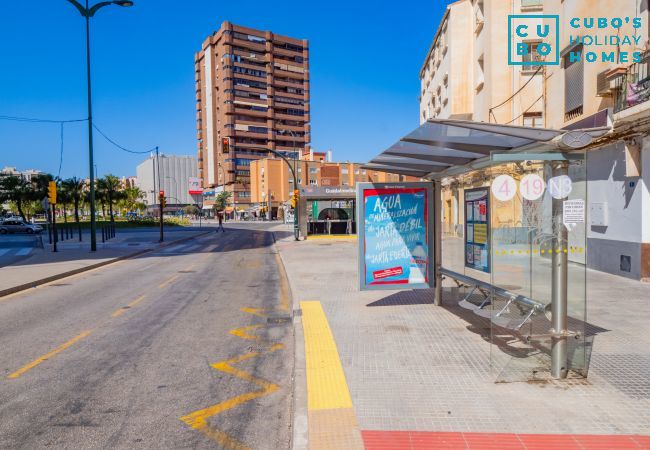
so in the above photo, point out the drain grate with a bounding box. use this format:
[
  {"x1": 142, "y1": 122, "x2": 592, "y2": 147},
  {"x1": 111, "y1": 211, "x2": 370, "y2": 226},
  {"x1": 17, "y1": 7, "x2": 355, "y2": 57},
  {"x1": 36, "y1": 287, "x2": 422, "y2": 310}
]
[
  {"x1": 178, "y1": 270, "x2": 196, "y2": 273},
  {"x1": 266, "y1": 314, "x2": 292, "y2": 324}
]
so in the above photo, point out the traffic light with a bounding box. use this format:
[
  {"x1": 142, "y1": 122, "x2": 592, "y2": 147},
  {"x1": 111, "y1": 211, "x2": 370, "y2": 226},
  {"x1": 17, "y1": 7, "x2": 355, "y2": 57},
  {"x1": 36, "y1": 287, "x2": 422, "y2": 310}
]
[
  {"x1": 222, "y1": 137, "x2": 230, "y2": 154},
  {"x1": 48, "y1": 181, "x2": 57, "y2": 204},
  {"x1": 290, "y1": 189, "x2": 299, "y2": 209},
  {"x1": 159, "y1": 190, "x2": 166, "y2": 208}
]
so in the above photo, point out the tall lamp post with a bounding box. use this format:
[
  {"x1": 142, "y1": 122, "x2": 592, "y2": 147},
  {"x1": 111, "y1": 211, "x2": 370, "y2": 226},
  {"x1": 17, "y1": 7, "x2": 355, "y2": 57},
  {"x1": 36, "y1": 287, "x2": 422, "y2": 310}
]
[
  {"x1": 66, "y1": 0, "x2": 134, "y2": 251},
  {"x1": 277, "y1": 130, "x2": 300, "y2": 241}
]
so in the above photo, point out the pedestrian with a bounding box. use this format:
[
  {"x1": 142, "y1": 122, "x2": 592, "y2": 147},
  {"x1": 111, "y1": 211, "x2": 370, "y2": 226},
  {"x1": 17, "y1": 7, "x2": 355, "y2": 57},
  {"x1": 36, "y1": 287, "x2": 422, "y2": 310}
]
[{"x1": 217, "y1": 211, "x2": 226, "y2": 233}]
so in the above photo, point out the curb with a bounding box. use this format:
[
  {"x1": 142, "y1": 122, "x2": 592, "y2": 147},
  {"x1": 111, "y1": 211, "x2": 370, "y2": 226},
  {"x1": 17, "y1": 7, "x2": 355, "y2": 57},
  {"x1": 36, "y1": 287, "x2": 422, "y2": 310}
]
[
  {"x1": 272, "y1": 229, "x2": 309, "y2": 450},
  {"x1": 0, "y1": 229, "x2": 213, "y2": 298}
]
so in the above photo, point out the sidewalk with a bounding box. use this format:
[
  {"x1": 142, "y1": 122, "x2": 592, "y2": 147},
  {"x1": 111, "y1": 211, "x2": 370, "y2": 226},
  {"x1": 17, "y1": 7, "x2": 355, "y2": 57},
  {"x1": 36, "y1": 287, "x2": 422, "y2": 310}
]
[
  {"x1": 0, "y1": 227, "x2": 211, "y2": 296},
  {"x1": 273, "y1": 226, "x2": 650, "y2": 449}
]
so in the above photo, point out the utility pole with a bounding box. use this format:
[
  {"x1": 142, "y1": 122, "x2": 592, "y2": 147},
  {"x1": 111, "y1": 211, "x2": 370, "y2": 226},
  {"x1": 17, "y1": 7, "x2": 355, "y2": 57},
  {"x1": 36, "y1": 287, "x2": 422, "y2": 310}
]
[{"x1": 156, "y1": 147, "x2": 163, "y2": 242}]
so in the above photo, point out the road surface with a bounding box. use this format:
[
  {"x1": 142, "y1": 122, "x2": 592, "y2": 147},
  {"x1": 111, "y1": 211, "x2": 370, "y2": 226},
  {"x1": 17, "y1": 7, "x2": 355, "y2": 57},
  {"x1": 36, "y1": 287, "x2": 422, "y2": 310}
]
[{"x1": 0, "y1": 222, "x2": 294, "y2": 449}]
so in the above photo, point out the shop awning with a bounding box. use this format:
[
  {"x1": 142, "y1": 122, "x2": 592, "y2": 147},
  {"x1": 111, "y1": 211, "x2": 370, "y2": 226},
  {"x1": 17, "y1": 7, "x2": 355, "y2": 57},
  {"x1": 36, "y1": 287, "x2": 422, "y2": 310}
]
[{"x1": 363, "y1": 118, "x2": 610, "y2": 179}]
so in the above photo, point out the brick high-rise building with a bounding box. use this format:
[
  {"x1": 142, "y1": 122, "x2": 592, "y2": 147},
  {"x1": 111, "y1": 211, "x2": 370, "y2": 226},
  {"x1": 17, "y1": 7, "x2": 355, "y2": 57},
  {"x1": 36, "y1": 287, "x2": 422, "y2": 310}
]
[{"x1": 195, "y1": 21, "x2": 310, "y2": 211}]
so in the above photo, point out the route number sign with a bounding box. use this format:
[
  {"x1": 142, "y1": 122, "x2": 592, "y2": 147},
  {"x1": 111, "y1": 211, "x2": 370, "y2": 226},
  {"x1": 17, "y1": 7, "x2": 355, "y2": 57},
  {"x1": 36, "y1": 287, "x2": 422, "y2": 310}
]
[
  {"x1": 491, "y1": 175, "x2": 517, "y2": 201},
  {"x1": 548, "y1": 175, "x2": 572, "y2": 199},
  {"x1": 520, "y1": 174, "x2": 545, "y2": 201}
]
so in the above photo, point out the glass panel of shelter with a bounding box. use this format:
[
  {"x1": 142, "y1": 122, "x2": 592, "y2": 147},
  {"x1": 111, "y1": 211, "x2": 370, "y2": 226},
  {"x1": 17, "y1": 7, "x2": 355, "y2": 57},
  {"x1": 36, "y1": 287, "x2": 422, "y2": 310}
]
[{"x1": 442, "y1": 151, "x2": 588, "y2": 382}]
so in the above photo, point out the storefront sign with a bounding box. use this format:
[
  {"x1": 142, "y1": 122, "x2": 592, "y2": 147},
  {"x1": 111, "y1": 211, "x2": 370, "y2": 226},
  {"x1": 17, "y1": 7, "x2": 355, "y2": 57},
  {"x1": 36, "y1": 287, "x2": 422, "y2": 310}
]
[
  {"x1": 465, "y1": 187, "x2": 490, "y2": 273},
  {"x1": 188, "y1": 177, "x2": 202, "y2": 195},
  {"x1": 357, "y1": 182, "x2": 434, "y2": 291}
]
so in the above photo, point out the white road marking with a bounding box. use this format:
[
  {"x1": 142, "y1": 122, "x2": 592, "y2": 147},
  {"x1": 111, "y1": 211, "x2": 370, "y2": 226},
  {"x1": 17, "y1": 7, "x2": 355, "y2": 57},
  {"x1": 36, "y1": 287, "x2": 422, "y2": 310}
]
[
  {"x1": 15, "y1": 248, "x2": 32, "y2": 256},
  {"x1": 0, "y1": 248, "x2": 11, "y2": 256}
]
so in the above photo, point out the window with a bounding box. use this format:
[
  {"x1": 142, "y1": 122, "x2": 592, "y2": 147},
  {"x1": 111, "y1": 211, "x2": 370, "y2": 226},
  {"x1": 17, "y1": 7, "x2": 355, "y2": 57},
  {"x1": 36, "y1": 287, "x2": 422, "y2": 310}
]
[
  {"x1": 523, "y1": 112, "x2": 543, "y2": 128},
  {"x1": 564, "y1": 44, "x2": 584, "y2": 120},
  {"x1": 342, "y1": 168, "x2": 349, "y2": 175},
  {"x1": 309, "y1": 179, "x2": 317, "y2": 186},
  {"x1": 521, "y1": 41, "x2": 543, "y2": 64},
  {"x1": 309, "y1": 167, "x2": 318, "y2": 174}
]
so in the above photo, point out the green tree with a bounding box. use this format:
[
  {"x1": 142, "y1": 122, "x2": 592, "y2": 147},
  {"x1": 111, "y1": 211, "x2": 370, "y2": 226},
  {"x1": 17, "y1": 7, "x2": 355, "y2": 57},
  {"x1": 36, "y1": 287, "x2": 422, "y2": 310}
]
[
  {"x1": 0, "y1": 173, "x2": 52, "y2": 221},
  {"x1": 184, "y1": 205, "x2": 199, "y2": 216},
  {"x1": 101, "y1": 175, "x2": 124, "y2": 222},
  {"x1": 212, "y1": 191, "x2": 232, "y2": 213},
  {"x1": 120, "y1": 186, "x2": 146, "y2": 213},
  {"x1": 61, "y1": 177, "x2": 85, "y2": 234},
  {"x1": 0, "y1": 176, "x2": 32, "y2": 220}
]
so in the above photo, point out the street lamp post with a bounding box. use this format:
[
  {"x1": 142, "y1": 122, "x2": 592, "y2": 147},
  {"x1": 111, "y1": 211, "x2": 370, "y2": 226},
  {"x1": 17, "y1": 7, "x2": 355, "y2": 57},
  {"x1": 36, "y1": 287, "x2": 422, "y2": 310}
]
[
  {"x1": 66, "y1": 0, "x2": 134, "y2": 252},
  {"x1": 277, "y1": 130, "x2": 300, "y2": 241}
]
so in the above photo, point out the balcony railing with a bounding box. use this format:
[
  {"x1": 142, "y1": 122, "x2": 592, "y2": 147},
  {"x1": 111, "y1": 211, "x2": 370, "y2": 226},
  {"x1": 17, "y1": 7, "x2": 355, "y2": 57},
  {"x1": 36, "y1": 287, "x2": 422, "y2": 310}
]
[{"x1": 613, "y1": 50, "x2": 650, "y2": 113}]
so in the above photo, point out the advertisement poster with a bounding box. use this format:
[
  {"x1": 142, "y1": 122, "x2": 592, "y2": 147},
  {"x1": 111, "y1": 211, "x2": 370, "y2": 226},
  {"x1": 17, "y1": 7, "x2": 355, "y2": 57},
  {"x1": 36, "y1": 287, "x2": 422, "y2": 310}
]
[
  {"x1": 465, "y1": 187, "x2": 490, "y2": 273},
  {"x1": 358, "y1": 182, "x2": 434, "y2": 290}
]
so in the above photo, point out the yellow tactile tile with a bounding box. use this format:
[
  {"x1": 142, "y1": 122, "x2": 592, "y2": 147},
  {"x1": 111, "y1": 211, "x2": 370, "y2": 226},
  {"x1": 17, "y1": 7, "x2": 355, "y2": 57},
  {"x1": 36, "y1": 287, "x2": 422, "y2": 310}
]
[{"x1": 300, "y1": 300, "x2": 353, "y2": 411}]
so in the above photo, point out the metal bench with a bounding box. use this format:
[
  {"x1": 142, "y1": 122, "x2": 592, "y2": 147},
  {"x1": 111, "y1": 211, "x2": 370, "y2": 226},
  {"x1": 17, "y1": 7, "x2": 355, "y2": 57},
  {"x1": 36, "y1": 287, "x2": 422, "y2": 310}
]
[{"x1": 441, "y1": 268, "x2": 548, "y2": 331}]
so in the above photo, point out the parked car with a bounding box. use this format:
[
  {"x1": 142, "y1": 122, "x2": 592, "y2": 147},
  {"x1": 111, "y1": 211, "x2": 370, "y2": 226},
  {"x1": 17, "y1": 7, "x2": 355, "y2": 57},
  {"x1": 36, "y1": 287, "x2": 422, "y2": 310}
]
[{"x1": 0, "y1": 219, "x2": 43, "y2": 234}]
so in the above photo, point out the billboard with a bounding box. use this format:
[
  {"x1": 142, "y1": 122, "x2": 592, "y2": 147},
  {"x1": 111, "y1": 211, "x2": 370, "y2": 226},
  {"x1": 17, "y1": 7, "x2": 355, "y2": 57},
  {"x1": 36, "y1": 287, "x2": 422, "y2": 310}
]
[
  {"x1": 464, "y1": 187, "x2": 490, "y2": 273},
  {"x1": 188, "y1": 177, "x2": 202, "y2": 195},
  {"x1": 357, "y1": 182, "x2": 435, "y2": 291}
]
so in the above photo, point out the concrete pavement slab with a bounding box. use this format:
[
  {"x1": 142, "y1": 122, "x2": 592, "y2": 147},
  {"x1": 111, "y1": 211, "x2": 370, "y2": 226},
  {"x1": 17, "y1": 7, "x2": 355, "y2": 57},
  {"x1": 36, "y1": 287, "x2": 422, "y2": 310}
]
[{"x1": 272, "y1": 224, "x2": 650, "y2": 447}]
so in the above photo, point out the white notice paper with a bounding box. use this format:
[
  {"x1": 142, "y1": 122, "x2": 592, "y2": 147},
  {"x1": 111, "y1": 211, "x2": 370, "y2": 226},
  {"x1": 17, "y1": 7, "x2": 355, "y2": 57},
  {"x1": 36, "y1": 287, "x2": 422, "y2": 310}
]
[{"x1": 563, "y1": 199, "x2": 585, "y2": 230}]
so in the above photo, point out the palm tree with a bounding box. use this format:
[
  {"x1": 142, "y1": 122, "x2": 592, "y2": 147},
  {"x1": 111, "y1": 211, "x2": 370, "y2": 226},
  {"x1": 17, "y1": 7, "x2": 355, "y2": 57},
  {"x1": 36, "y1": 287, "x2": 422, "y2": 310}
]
[
  {"x1": 0, "y1": 173, "x2": 52, "y2": 221},
  {"x1": 213, "y1": 191, "x2": 232, "y2": 212},
  {"x1": 61, "y1": 177, "x2": 85, "y2": 238},
  {"x1": 119, "y1": 186, "x2": 145, "y2": 213},
  {"x1": 0, "y1": 176, "x2": 31, "y2": 220},
  {"x1": 100, "y1": 175, "x2": 123, "y2": 223}
]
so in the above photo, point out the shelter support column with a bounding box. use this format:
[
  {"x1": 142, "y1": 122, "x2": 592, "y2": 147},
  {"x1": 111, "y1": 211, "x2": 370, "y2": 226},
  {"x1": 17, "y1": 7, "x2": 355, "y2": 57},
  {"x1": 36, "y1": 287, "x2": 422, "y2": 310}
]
[
  {"x1": 434, "y1": 179, "x2": 442, "y2": 306},
  {"x1": 551, "y1": 161, "x2": 569, "y2": 379}
]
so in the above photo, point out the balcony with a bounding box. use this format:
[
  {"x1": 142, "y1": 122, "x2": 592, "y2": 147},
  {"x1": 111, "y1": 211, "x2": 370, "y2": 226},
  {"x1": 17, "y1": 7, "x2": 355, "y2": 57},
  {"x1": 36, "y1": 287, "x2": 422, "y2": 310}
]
[{"x1": 612, "y1": 50, "x2": 650, "y2": 113}]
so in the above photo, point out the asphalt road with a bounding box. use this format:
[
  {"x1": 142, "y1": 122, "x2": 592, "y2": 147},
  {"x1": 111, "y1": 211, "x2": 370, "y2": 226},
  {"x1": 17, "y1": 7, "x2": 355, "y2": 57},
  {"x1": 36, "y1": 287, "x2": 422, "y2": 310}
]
[{"x1": 0, "y1": 222, "x2": 294, "y2": 449}]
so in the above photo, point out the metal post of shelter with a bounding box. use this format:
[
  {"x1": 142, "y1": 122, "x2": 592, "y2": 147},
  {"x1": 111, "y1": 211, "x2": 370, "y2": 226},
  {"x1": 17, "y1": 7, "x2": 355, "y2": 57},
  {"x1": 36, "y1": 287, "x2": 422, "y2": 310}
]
[
  {"x1": 551, "y1": 161, "x2": 569, "y2": 379},
  {"x1": 434, "y1": 179, "x2": 442, "y2": 306}
]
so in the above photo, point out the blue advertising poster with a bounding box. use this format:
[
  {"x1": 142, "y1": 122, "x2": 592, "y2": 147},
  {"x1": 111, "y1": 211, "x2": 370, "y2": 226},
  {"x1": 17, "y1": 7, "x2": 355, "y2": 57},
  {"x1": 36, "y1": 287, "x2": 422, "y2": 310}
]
[
  {"x1": 464, "y1": 187, "x2": 490, "y2": 273},
  {"x1": 358, "y1": 183, "x2": 434, "y2": 290}
]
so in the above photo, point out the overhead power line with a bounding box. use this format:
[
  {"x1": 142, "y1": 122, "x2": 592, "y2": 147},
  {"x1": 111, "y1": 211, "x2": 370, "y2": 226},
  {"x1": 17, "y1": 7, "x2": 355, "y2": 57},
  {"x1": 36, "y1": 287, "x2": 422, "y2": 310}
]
[{"x1": 93, "y1": 123, "x2": 156, "y2": 154}]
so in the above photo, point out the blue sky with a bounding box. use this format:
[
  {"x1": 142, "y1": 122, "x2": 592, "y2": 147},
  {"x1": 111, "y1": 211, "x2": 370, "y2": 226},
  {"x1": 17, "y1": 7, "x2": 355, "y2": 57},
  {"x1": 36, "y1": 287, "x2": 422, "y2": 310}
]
[{"x1": 0, "y1": 0, "x2": 448, "y2": 178}]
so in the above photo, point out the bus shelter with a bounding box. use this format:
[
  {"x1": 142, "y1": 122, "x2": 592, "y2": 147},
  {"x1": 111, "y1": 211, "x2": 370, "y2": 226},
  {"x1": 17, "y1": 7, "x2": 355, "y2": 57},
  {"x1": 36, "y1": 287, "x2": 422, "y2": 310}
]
[
  {"x1": 360, "y1": 118, "x2": 610, "y2": 381},
  {"x1": 298, "y1": 186, "x2": 357, "y2": 236}
]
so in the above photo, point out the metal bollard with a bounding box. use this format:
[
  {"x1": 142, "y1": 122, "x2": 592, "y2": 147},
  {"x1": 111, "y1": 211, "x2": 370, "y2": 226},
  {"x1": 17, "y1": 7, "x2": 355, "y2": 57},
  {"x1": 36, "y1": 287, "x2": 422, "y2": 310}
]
[
  {"x1": 60, "y1": 227, "x2": 64, "y2": 242},
  {"x1": 48, "y1": 224, "x2": 52, "y2": 245},
  {"x1": 101, "y1": 226, "x2": 105, "y2": 243},
  {"x1": 78, "y1": 226, "x2": 82, "y2": 242}
]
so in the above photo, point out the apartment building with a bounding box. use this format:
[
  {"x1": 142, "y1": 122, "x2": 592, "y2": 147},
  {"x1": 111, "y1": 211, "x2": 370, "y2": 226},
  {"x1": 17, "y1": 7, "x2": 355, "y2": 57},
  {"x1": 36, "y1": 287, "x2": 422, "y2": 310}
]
[
  {"x1": 195, "y1": 21, "x2": 310, "y2": 210},
  {"x1": 543, "y1": 0, "x2": 650, "y2": 279},
  {"x1": 419, "y1": 0, "x2": 474, "y2": 122},
  {"x1": 420, "y1": 0, "x2": 650, "y2": 280},
  {"x1": 250, "y1": 158, "x2": 416, "y2": 213}
]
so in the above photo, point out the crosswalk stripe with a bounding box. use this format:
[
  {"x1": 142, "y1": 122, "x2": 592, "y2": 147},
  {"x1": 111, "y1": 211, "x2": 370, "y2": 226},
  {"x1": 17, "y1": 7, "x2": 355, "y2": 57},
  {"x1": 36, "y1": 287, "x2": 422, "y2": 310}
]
[
  {"x1": 0, "y1": 249, "x2": 10, "y2": 256},
  {"x1": 15, "y1": 248, "x2": 32, "y2": 256}
]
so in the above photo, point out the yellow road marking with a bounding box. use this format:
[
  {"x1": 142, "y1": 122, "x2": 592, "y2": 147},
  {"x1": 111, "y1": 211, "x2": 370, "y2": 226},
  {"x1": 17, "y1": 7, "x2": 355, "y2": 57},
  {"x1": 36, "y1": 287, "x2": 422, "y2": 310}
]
[
  {"x1": 229, "y1": 324, "x2": 264, "y2": 341},
  {"x1": 301, "y1": 301, "x2": 353, "y2": 410},
  {"x1": 239, "y1": 307, "x2": 271, "y2": 317},
  {"x1": 179, "y1": 244, "x2": 290, "y2": 446},
  {"x1": 7, "y1": 330, "x2": 92, "y2": 379},
  {"x1": 179, "y1": 319, "x2": 283, "y2": 447},
  {"x1": 158, "y1": 274, "x2": 178, "y2": 289},
  {"x1": 111, "y1": 294, "x2": 146, "y2": 318}
]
